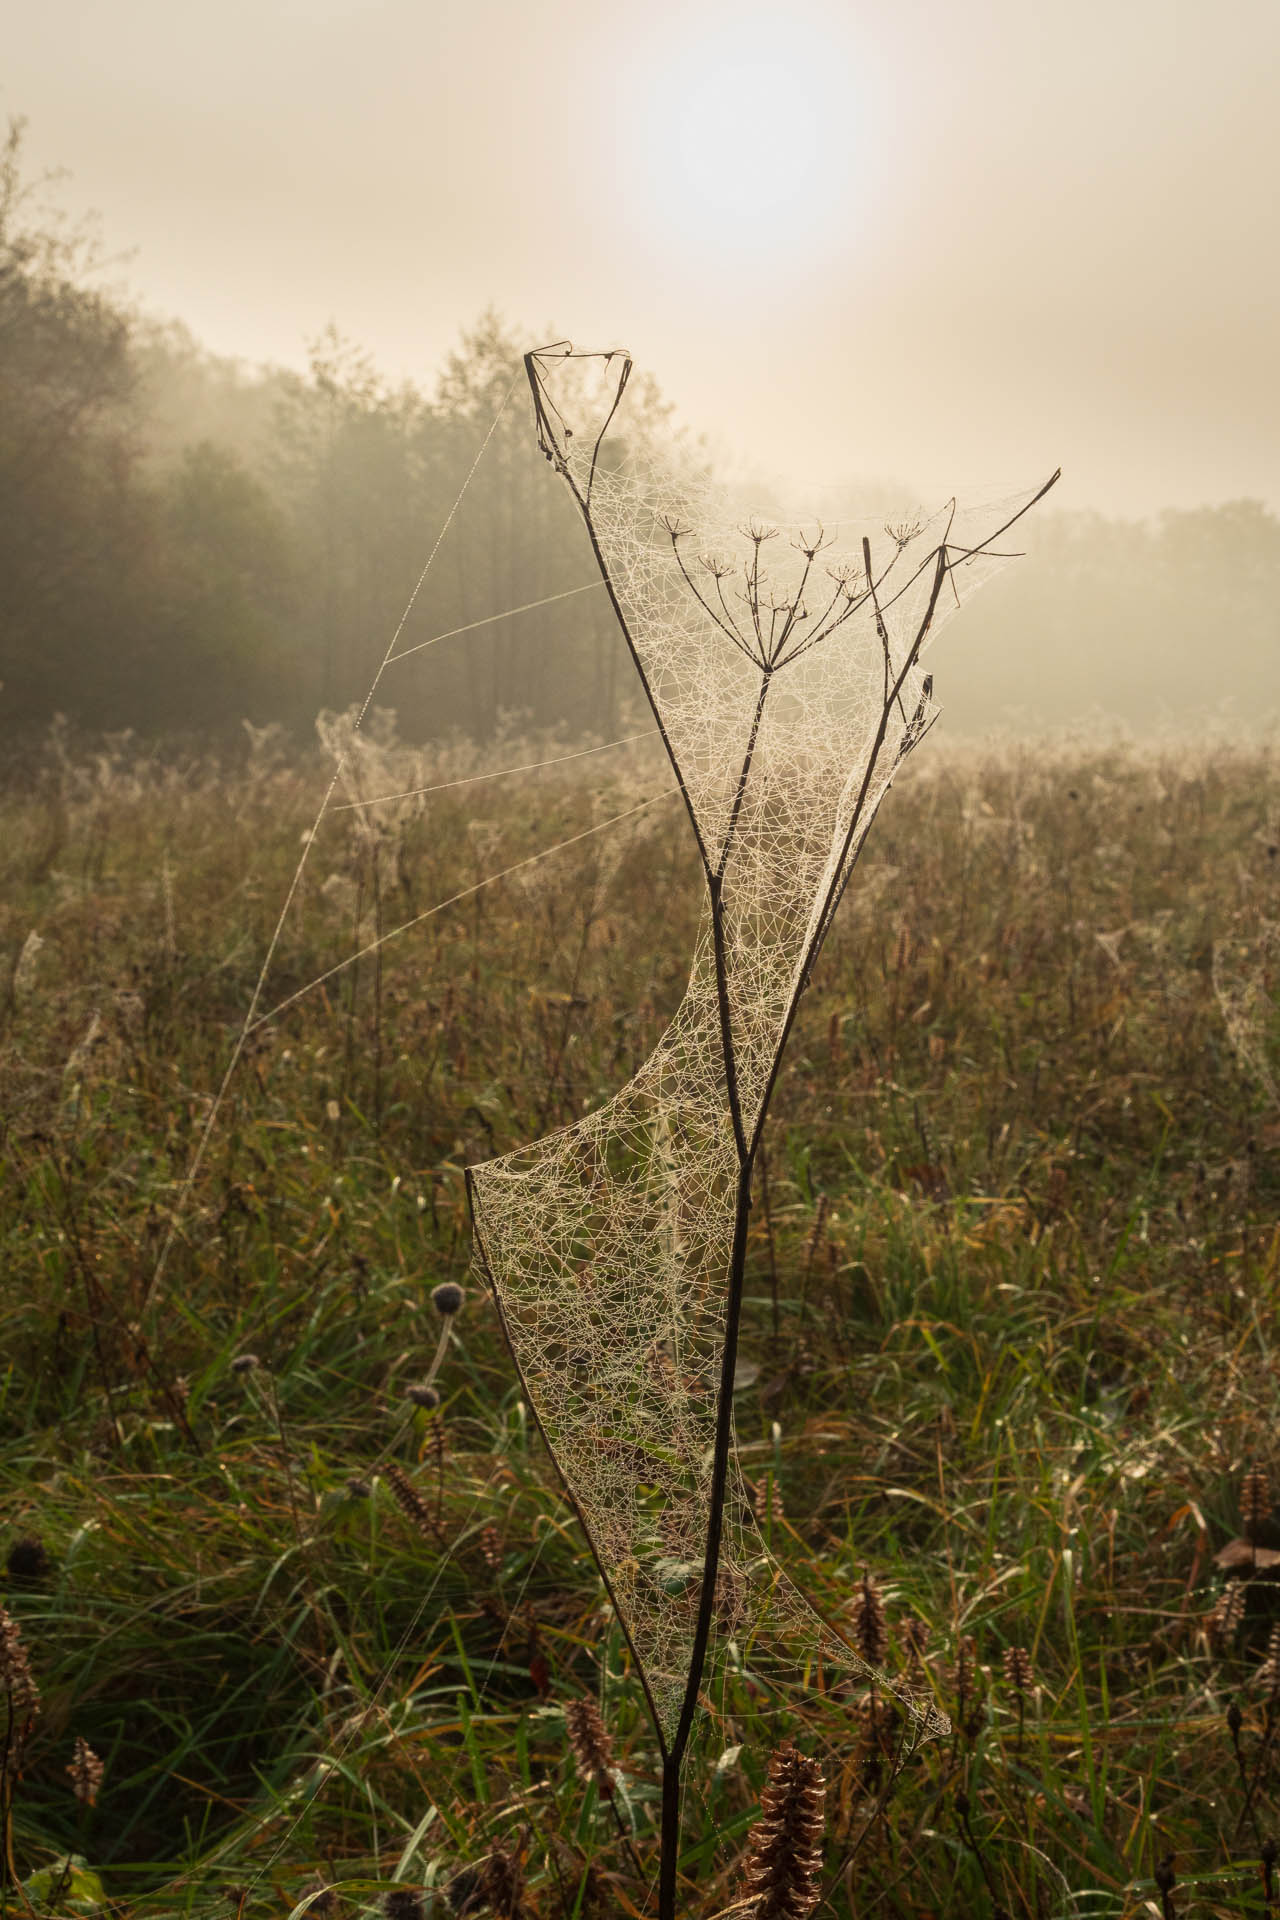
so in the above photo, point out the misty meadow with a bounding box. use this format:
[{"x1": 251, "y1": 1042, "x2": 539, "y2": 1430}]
[{"x1": 3, "y1": 105, "x2": 1280, "y2": 1920}]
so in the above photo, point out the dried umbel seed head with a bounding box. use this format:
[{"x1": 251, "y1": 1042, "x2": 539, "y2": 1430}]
[
  {"x1": 404, "y1": 1383, "x2": 441, "y2": 1409},
  {"x1": 66, "y1": 1735, "x2": 104, "y2": 1806},
  {"x1": 564, "y1": 1698, "x2": 615, "y2": 1798},
  {"x1": 0, "y1": 1604, "x2": 40, "y2": 1721},
  {"x1": 851, "y1": 1571, "x2": 889, "y2": 1668},
  {"x1": 230, "y1": 1353, "x2": 260, "y2": 1375},
  {"x1": 432, "y1": 1283, "x2": 465, "y2": 1317},
  {"x1": 1242, "y1": 1466, "x2": 1272, "y2": 1542},
  {"x1": 741, "y1": 1740, "x2": 827, "y2": 1920},
  {"x1": 1003, "y1": 1646, "x2": 1034, "y2": 1693},
  {"x1": 5, "y1": 1535, "x2": 50, "y2": 1583}
]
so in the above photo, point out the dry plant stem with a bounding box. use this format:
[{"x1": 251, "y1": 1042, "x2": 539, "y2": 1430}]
[{"x1": 504, "y1": 350, "x2": 1058, "y2": 1920}]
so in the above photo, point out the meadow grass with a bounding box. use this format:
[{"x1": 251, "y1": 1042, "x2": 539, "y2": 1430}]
[{"x1": 0, "y1": 723, "x2": 1277, "y2": 1919}]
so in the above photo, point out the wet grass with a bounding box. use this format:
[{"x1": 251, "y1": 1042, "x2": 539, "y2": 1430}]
[{"x1": 0, "y1": 722, "x2": 1278, "y2": 1918}]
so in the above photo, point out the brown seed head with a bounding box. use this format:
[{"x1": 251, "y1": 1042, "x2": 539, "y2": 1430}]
[
  {"x1": 564, "y1": 1698, "x2": 615, "y2": 1798},
  {"x1": 383, "y1": 1465, "x2": 439, "y2": 1541},
  {"x1": 1003, "y1": 1645, "x2": 1034, "y2": 1693},
  {"x1": 851, "y1": 1570, "x2": 889, "y2": 1668},
  {"x1": 66, "y1": 1735, "x2": 104, "y2": 1806},
  {"x1": 5, "y1": 1536, "x2": 50, "y2": 1584},
  {"x1": 383, "y1": 1890, "x2": 424, "y2": 1920},
  {"x1": 0, "y1": 1604, "x2": 39, "y2": 1722},
  {"x1": 1258, "y1": 1624, "x2": 1280, "y2": 1697},
  {"x1": 432, "y1": 1283, "x2": 466, "y2": 1317},
  {"x1": 1210, "y1": 1583, "x2": 1247, "y2": 1641},
  {"x1": 1243, "y1": 1466, "x2": 1272, "y2": 1542},
  {"x1": 742, "y1": 1740, "x2": 826, "y2": 1920}
]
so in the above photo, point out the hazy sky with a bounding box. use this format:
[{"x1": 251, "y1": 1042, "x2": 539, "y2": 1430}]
[{"x1": 6, "y1": 0, "x2": 1279, "y2": 517}]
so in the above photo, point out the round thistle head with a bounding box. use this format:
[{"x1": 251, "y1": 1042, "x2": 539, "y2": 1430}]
[
  {"x1": 6, "y1": 1535, "x2": 50, "y2": 1583},
  {"x1": 230, "y1": 1353, "x2": 260, "y2": 1375},
  {"x1": 431, "y1": 1283, "x2": 466, "y2": 1318},
  {"x1": 405, "y1": 1383, "x2": 441, "y2": 1410}
]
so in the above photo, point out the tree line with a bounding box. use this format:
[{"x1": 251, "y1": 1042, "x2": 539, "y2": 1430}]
[{"x1": 1, "y1": 120, "x2": 1275, "y2": 752}]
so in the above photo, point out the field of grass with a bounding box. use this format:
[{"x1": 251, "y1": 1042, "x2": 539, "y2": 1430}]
[{"x1": 1, "y1": 719, "x2": 1278, "y2": 1919}]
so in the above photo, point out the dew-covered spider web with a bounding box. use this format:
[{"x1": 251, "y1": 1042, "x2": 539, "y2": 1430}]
[{"x1": 468, "y1": 345, "x2": 1059, "y2": 1751}]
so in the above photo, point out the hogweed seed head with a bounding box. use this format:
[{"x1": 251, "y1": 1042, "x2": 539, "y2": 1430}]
[
  {"x1": 432, "y1": 1283, "x2": 465, "y2": 1317},
  {"x1": 564, "y1": 1698, "x2": 615, "y2": 1798},
  {"x1": 742, "y1": 1740, "x2": 826, "y2": 1920}
]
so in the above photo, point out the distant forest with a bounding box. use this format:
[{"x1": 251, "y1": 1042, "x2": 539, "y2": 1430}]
[{"x1": 1, "y1": 120, "x2": 1276, "y2": 751}]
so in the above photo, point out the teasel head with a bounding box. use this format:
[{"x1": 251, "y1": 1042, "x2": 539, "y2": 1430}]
[
  {"x1": 1242, "y1": 1466, "x2": 1272, "y2": 1543},
  {"x1": 851, "y1": 1570, "x2": 889, "y2": 1668},
  {"x1": 66, "y1": 1734, "x2": 104, "y2": 1806},
  {"x1": 0, "y1": 1604, "x2": 40, "y2": 1727},
  {"x1": 564, "y1": 1698, "x2": 615, "y2": 1799},
  {"x1": 741, "y1": 1739, "x2": 826, "y2": 1920}
]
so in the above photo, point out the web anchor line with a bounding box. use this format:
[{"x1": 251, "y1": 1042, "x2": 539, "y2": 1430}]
[
  {"x1": 330, "y1": 726, "x2": 660, "y2": 812},
  {"x1": 141, "y1": 367, "x2": 522, "y2": 1315}
]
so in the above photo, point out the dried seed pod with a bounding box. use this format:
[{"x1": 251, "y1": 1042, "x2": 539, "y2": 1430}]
[{"x1": 741, "y1": 1740, "x2": 826, "y2": 1920}]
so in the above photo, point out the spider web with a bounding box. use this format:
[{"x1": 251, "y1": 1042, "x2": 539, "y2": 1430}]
[{"x1": 469, "y1": 345, "x2": 1057, "y2": 1748}]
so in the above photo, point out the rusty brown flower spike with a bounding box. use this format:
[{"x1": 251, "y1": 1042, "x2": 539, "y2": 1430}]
[
  {"x1": 383, "y1": 1465, "x2": 439, "y2": 1541},
  {"x1": 1242, "y1": 1466, "x2": 1272, "y2": 1542},
  {"x1": 66, "y1": 1735, "x2": 104, "y2": 1806},
  {"x1": 564, "y1": 1698, "x2": 615, "y2": 1798},
  {"x1": 1003, "y1": 1646, "x2": 1034, "y2": 1692},
  {"x1": 742, "y1": 1740, "x2": 827, "y2": 1920},
  {"x1": 851, "y1": 1570, "x2": 889, "y2": 1668},
  {"x1": 0, "y1": 1604, "x2": 39, "y2": 1723}
]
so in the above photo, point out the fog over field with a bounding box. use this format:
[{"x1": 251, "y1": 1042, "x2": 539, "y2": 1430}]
[{"x1": 1, "y1": 0, "x2": 1277, "y2": 746}]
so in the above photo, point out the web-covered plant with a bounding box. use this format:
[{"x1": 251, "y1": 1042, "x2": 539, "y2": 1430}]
[{"x1": 466, "y1": 344, "x2": 1057, "y2": 1914}]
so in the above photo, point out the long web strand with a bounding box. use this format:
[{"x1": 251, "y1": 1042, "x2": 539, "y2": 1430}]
[
  {"x1": 246, "y1": 786, "x2": 680, "y2": 1033},
  {"x1": 140, "y1": 371, "x2": 520, "y2": 1315},
  {"x1": 330, "y1": 727, "x2": 659, "y2": 811},
  {"x1": 385, "y1": 578, "x2": 605, "y2": 664}
]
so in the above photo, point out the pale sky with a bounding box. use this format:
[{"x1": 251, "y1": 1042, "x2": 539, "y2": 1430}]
[{"x1": 6, "y1": 0, "x2": 1279, "y2": 517}]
